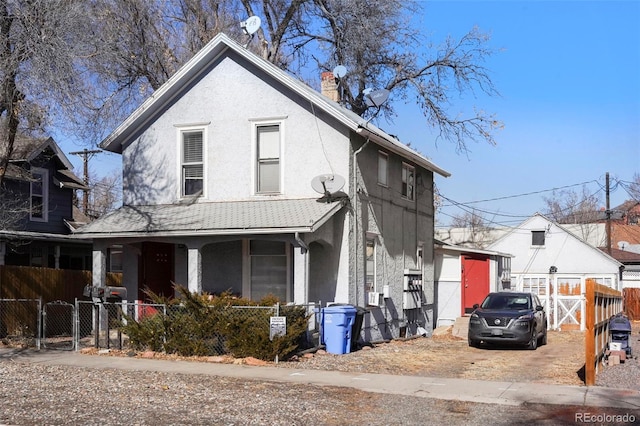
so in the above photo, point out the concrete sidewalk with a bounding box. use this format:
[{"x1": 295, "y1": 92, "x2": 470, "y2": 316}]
[{"x1": 2, "y1": 348, "x2": 639, "y2": 411}]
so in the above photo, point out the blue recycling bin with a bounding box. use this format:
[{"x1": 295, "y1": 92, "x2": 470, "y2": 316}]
[{"x1": 321, "y1": 305, "x2": 357, "y2": 354}]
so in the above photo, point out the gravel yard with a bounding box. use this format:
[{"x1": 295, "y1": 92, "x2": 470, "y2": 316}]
[
  {"x1": 1, "y1": 322, "x2": 639, "y2": 425},
  {"x1": 281, "y1": 326, "x2": 640, "y2": 391},
  {"x1": 1, "y1": 359, "x2": 638, "y2": 426}
]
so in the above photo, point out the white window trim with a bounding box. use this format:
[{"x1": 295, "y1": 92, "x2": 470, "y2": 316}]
[
  {"x1": 401, "y1": 162, "x2": 415, "y2": 201},
  {"x1": 251, "y1": 118, "x2": 285, "y2": 195},
  {"x1": 377, "y1": 151, "x2": 389, "y2": 187},
  {"x1": 30, "y1": 167, "x2": 48, "y2": 222},
  {"x1": 365, "y1": 234, "x2": 378, "y2": 293},
  {"x1": 175, "y1": 124, "x2": 208, "y2": 200}
]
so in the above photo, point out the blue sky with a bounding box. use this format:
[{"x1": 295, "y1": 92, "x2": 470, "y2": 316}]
[
  {"x1": 387, "y1": 0, "x2": 640, "y2": 227},
  {"x1": 60, "y1": 1, "x2": 639, "y2": 227}
]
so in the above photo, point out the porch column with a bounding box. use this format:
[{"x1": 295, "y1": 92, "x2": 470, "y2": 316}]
[
  {"x1": 293, "y1": 246, "x2": 309, "y2": 304},
  {"x1": 187, "y1": 246, "x2": 202, "y2": 294},
  {"x1": 92, "y1": 241, "x2": 108, "y2": 288}
]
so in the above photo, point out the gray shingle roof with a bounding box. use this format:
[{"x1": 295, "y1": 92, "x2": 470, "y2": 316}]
[{"x1": 74, "y1": 198, "x2": 346, "y2": 238}]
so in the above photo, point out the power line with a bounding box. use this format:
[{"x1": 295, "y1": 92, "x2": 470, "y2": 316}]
[
  {"x1": 436, "y1": 177, "x2": 618, "y2": 227},
  {"x1": 438, "y1": 179, "x2": 599, "y2": 207}
]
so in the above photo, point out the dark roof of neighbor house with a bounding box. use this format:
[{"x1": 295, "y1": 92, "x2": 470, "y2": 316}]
[
  {"x1": 598, "y1": 247, "x2": 640, "y2": 264},
  {"x1": 3, "y1": 136, "x2": 88, "y2": 190},
  {"x1": 100, "y1": 33, "x2": 450, "y2": 178},
  {"x1": 0, "y1": 229, "x2": 92, "y2": 244},
  {"x1": 615, "y1": 200, "x2": 640, "y2": 212},
  {"x1": 74, "y1": 198, "x2": 345, "y2": 238},
  {"x1": 64, "y1": 206, "x2": 91, "y2": 232}
]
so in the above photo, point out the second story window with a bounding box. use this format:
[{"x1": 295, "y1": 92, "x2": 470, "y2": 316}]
[
  {"x1": 30, "y1": 168, "x2": 48, "y2": 221},
  {"x1": 256, "y1": 124, "x2": 281, "y2": 193},
  {"x1": 181, "y1": 130, "x2": 204, "y2": 197},
  {"x1": 377, "y1": 151, "x2": 388, "y2": 186},
  {"x1": 402, "y1": 163, "x2": 415, "y2": 200}
]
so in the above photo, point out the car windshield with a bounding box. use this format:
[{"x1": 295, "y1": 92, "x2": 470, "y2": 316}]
[{"x1": 481, "y1": 294, "x2": 531, "y2": 310}]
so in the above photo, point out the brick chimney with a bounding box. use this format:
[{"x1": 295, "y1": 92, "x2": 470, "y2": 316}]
[{"x1": 321, "y1": 71, "x2": 339, "y2": 102}]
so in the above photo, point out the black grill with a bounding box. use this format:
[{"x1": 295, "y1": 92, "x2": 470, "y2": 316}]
[{"x1": 484, "y1": 317, "x2": 513, "y2": 327}]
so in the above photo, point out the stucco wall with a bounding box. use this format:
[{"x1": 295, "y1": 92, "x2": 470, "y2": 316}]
[
  {"x1": 122, "y1": 52, "x2": 351, "y2": 205},
  {"x1": 351, "y1": 138, "x2": 436, "y2": 341}
]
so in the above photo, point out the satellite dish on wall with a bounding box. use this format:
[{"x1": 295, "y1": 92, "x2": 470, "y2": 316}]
[
  {"x1": 364, "y1": 89, "x2": 390, "y2": 108},
  {"x1": 311, "y1": 174, "x2": 345, "y2": 202},
  {"x1": 333, "y1": 65, "x2": 347, "y2": 78},
  {"x1": 241, "y1": 16, "x2": 261, "y2": 35}
]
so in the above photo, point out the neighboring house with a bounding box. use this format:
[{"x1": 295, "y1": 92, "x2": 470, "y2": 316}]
[
  {"x1": 487, "y1": 213, "x2": 622, "y2": 330},
  {"x1": 611, "y1": 200, "x2": 640, "y2": 225},
  {"x1": 435, "y1": 222, "x2": 607, "y2": 249},
  {"x1": 74, "y1": 33, "x2": 450, "y2": 342},
  {"x1": 434, "y1": 240, "x2": 511, "y2": 327},
  {"x1": 603, "y1": 223, "x2": 640, "y2": 288},
  {"x1": 0, "y1": 136, "x2": 91, "y2": 269}
]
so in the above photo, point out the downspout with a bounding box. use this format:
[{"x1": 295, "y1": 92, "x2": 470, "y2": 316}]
[
  {"x1": 294, "y1": 232, "x2": 308, "y2": 254},
  {"x1": 352, "y1": 136, "x2": 370, "y2": 306}
]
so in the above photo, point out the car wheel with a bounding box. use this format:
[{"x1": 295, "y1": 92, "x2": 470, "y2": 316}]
[{"x1": 527, "y1": 330, "x2": 538, "y2": 350}]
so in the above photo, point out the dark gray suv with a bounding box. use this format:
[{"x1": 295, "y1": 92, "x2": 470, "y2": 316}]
[{"x1": 468, "y1": 291, "x2": 548, "y2": 350}]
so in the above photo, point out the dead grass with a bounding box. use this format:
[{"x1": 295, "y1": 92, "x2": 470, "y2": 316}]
[{"x1": 283, "y1": 328, "x2": 588, "y2": 386}]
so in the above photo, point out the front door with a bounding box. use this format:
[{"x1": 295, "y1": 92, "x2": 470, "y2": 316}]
[
  {"x1": 462, "y1": 254, "x2": 490, "y2": 314},
  {"x1": 138, "y1": 242, "x2": 175, "y2": 300}
]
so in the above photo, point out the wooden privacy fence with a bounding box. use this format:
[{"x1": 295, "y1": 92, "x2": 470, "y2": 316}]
[
  {"x1": 624, "y1": 288, "x2": 640, "y2": 320},
  {"x1": 584, "y1": 279, "x2": 623, "y2": 386},
  {"x1": 0, "y1": 265, "x2": 122, "y2": 303}
]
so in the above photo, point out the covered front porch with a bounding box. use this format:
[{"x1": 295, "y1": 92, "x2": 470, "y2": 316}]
[{"x1": 76, "y1": 198, "x2": 349, "y2": 305}]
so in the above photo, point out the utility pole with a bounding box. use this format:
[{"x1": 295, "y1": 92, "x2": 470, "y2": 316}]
[
  {"x1": 606, "y1": 172, "x2": 611, "y2": 255},
  {"x1": 69, "y1": 148, "x2": 102, "y2": 216}
]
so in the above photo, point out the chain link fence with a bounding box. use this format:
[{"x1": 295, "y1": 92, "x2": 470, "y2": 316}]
[{"x1": 1, "y1": 298, "x2": 321, "y2": 355}]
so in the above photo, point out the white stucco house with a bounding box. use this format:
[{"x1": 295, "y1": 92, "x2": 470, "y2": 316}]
[
  {"x1": 74, "y1": 33, "x2": 450, "y2": 342},
  {"x1": 487, "y1": 213, "x2": 623, "y2": 330}
]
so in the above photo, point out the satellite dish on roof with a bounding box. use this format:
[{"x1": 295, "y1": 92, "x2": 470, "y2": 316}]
[
  {"x1": 241, "y1": 16, "x2": 261, "y2": 35},
  {"x1": 333, "y1": 65, "x2": 347, "y2": 78},
  {"x1": 311, "y1": 174, "x2": 345, "y2": 202},
  {"x1": 364, "y1": 89, "x2": 390, "y2": 108}
]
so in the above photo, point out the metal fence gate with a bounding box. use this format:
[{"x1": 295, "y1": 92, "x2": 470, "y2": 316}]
[{"x1": 43, "y1": 301, "x2": 75, "y2": 350}]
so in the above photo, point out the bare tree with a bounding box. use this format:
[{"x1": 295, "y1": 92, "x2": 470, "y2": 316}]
[
  {"x1": 449, "y1": 209, "x2": 493, "y2": 248},
  {"x1": 627, "y1": 173, "x2": 640, "y2": 201},
  {"x1": 87, "y1": 171, "x2": 122, "y2": 218},
  {"x1": 0, "y1": 0, "x2": 96, "y2": 186},
  {"x1": 0, "y1": 188, "x2": 28, "y2": 230},
  {"x1": 85, "y1": 0, "x2": 501, "y2": 153},
  {"x1": 542, "y1": 185, "x2": 602, "y2": 224}
]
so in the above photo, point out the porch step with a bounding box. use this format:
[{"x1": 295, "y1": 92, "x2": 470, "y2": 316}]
[{"x1": 451, "y1": 316, "x2": 470, "y2": 339}]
